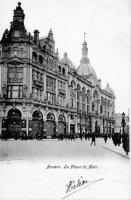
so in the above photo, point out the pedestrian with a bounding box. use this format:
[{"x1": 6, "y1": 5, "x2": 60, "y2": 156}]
[
  {"x1": 104, "y1": 135, "x2": 108, "y2": 143},
  {"x1": 79, "y1": 132, "x2": 83, "y2": 140},
  {"x1": 122, "y1": 132, "x2": 129, "y2": 155},
  {"x1": 117, "y1": 132, "x2": 121, "y2": 146},
  {"x1": 112, "y1": 133, "x2": 117, "y2": 146},
  {"x1": 85, "y1": 132, "x2": 88, "y2": 140},
  {"x1": 91, "y1": 132, "x2": 96, "y2": 146}
]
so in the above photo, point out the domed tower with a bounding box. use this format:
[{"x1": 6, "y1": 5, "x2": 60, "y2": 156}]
[
  {"x1": 77, "y1": 33, "x2": 97, "y2": 79},
  {"x1": 10, "y1": 2, "x2": 27, "y2": 36},
  {"x1": 60, "y1": 52, "x2": 76, "y2": 69},
  {"x1": 1, "y1": 2, "x2": 27, "y2": 43}
]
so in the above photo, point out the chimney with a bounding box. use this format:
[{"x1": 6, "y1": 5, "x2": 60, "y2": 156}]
[{"x1": 34, "y1": 30, "x2": 39, "y2": 46}]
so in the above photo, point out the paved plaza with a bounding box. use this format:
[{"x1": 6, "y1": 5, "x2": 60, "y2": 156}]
[{"x1": 0, "y1": 138, "x2": 130, "y2": 200}]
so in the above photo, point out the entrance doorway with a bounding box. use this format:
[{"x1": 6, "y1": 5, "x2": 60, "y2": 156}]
[
  {"x1": 31, "y1": 110, "x2": 43, "y2": 139},
  {"x1": 58, "y1": 114, "x2": 66, "y2": 135},
  {"x1": 46, "y1": 112, "x2": 56, "y2": 138},
  {"x1": 6, "y1": 108, "x2": 22, "y2": 139}
]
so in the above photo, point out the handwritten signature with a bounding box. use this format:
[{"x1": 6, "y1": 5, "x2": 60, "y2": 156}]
[{"x1": 62, "y1": 176, "x2": 103, "y2": 199}]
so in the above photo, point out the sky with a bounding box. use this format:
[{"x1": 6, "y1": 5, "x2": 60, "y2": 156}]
[{"x1": 0, "y1": 0, "x2": 130, "y2": 114}]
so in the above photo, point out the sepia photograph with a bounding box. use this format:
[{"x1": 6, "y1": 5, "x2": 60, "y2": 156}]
[{"x1": 0, "y1": 0, "x2": 130, "y2": 199}]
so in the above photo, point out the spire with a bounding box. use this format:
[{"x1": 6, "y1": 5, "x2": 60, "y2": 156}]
[
  {"x1": 84, "y1": 33, "x2": 86, "y2": 42},
  {"x1": 47, "y1": 28, "x2": 55, "y2": 53},
  {"x1": 48, "y1": 28, "x2": 53, "y2": 39},
  {"x1": 82, "y1": 33, "x2": 88, "y2": 59}
]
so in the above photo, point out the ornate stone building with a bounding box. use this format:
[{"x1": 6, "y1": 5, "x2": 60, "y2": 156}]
[{"x1": 0, "y1": 2, "x2": 115, "y2": 139}]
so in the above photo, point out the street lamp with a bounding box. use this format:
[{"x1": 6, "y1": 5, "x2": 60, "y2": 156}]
[{"x1": 121, "y1": 112, "x2": 126, "y2": 134}]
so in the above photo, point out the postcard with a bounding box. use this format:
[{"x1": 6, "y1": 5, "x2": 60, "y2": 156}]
[{"x1": 0, "y1": 0, "x2": 130, "y2": 200}]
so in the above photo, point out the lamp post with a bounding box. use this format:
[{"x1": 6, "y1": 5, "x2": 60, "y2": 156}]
[{"x1": 121, "y1": 112, "x2": 126, "y2": 135}]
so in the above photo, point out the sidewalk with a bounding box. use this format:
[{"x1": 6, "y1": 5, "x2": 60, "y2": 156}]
[{"x1": 100, "y1": 138, "x2": 130, "y2": 159}]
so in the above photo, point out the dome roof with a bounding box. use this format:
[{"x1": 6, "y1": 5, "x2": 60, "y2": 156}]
[
  {"x1": 77, "y1": 60, "x2": 97, "y2": 78},
  {"x1": 60, "y1": 52, "x2": 75, "y2": 69},
  {"x1": 77, "y1": 37, "x2": 97, "y2": 79},
  {"x1": 105, "y1": 83, "x2": 115, "y2": 97}
]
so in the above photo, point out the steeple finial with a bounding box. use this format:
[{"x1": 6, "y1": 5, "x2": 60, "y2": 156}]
[
  {"x1": 82, "y1": 33, "x2": 88, "y2": 59},
  {"x1": 18, "y1": 2, "x2": 21, "y2": 7},
  {"x1": 84, "y1": 33, "x2": 86, "y2": 42}
]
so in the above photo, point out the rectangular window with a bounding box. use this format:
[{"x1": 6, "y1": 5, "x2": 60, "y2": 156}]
[
  {"x1": 87, "y1": 105, "x2": 90, "y2": 113},
  {"x1": 8, "y1": 71, "x2": 15, "y2": 79},
  {"x1": 12, "y1": 86, "x2": 19, "y2": 98},
  {"x1": 8, "y1": 85, "x2": 23, "y2": 99},
  {"x1": 8, "y1": 86, "x2": 11, "y2": 98},
  {"x1": 71, "y1": 98, "x2": 73, "y2": 108},
  {"x1": 59, "y1": 96, "x2": 62, "y2": 106},
  {"x1": 19, "y1": 86, "x2": 23, "y2": 98},
  {"x1": 47, "y1": 92, "x2": 56, "y2": 104},
  {"x1": 82, "y1": 96, "x2": 85, "y2": 102},
  {"x1": 46, "y1": 76, "x2": 56, "y2": 92},
  {"x1": 82, "y1": 103, "x2": 85, "y2": 112},
  {"x1": 77, "y1": 102, "x2": 80, "y2": 111},
  {"x1": 87, "y1": 96, "x2": 90, "y2": 104},
  {"x1": 16, "y1": 72, "x2": 23, "y2": 80}
]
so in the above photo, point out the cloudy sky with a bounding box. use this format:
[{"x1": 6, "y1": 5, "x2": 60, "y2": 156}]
[{"x1": 0, "y1": 0, "x2": 130, "y2": 114}]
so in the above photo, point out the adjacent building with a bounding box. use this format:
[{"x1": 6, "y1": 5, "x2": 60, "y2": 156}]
[{"x1": 0, "y1": 2, "x2": 115, "y2": 139}]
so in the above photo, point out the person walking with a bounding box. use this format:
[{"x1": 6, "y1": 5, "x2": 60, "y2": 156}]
[
  {"x1": 104, "y1": 135, "x2": 108, "y2": 143},
  {"x1": 79, "y1": 132, "x2": 83, "y2": 140},
  {"x1": 91, "y1": 132, "x2": 96, "y2": 146}
]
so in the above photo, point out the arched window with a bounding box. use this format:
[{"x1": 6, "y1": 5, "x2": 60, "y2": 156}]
[
  {"x1": 87, "y1": 90, "x2": 90, "y2": 104},
  {"x1": 62, "y1": 68, "x2": 65, "y2": 75},
  {"x1": 32, "y1": 51, "x2": 37, "y2": 63},
  {"x1": 101, "y1": 97, "x2": 103, "y2": 104},
  {"x1": 92, "y1": 102, "x2": 95, "y2": 111},
  {"x1": 58, "y1": 114, "x2": 66, "y2": 122},
  {"x1": 8, "y1": 108, "x2": 22, "y2": 118},
  {"x1": 82, "y1": 87, "x2": 85, "y2": 94},
  {"x1": 77, "y1": 84, "x2": 81, "y2": 91},
  {"x1": 32, "y1": 110, "x2": 43, "y2": 120},
  {"x1": 93, "y1": 90, "x2": 98, "y2": 99},
  {"x1": 46, "y1": 112, "x2": 55, "y2": 121},
  {"x1": 71, "y1": 80, "x2": 76, "y2": 89}
]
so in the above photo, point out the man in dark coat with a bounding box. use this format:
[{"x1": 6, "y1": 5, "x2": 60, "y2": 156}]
[
  {"x1": 122, "y1": 133, "x2": 130, "y2": 155},
  {"x1": 91, "y1": 132, "x2": 96, "y2": 146}
]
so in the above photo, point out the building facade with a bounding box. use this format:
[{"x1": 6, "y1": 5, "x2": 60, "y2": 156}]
[{"x1": 0, "y1": 2, "x2": 115, "y2": 139}]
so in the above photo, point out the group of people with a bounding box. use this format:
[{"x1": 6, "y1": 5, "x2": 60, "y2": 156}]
[
  {"x1": 52, "y1": 131, "x2": 98, "y2": 145},
  {"x1": 112, "y1": 132, "x2": 130, "y2": 155},
  {"x1": 53, "y1": 131, "x2": 130, "y2": 155}
]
